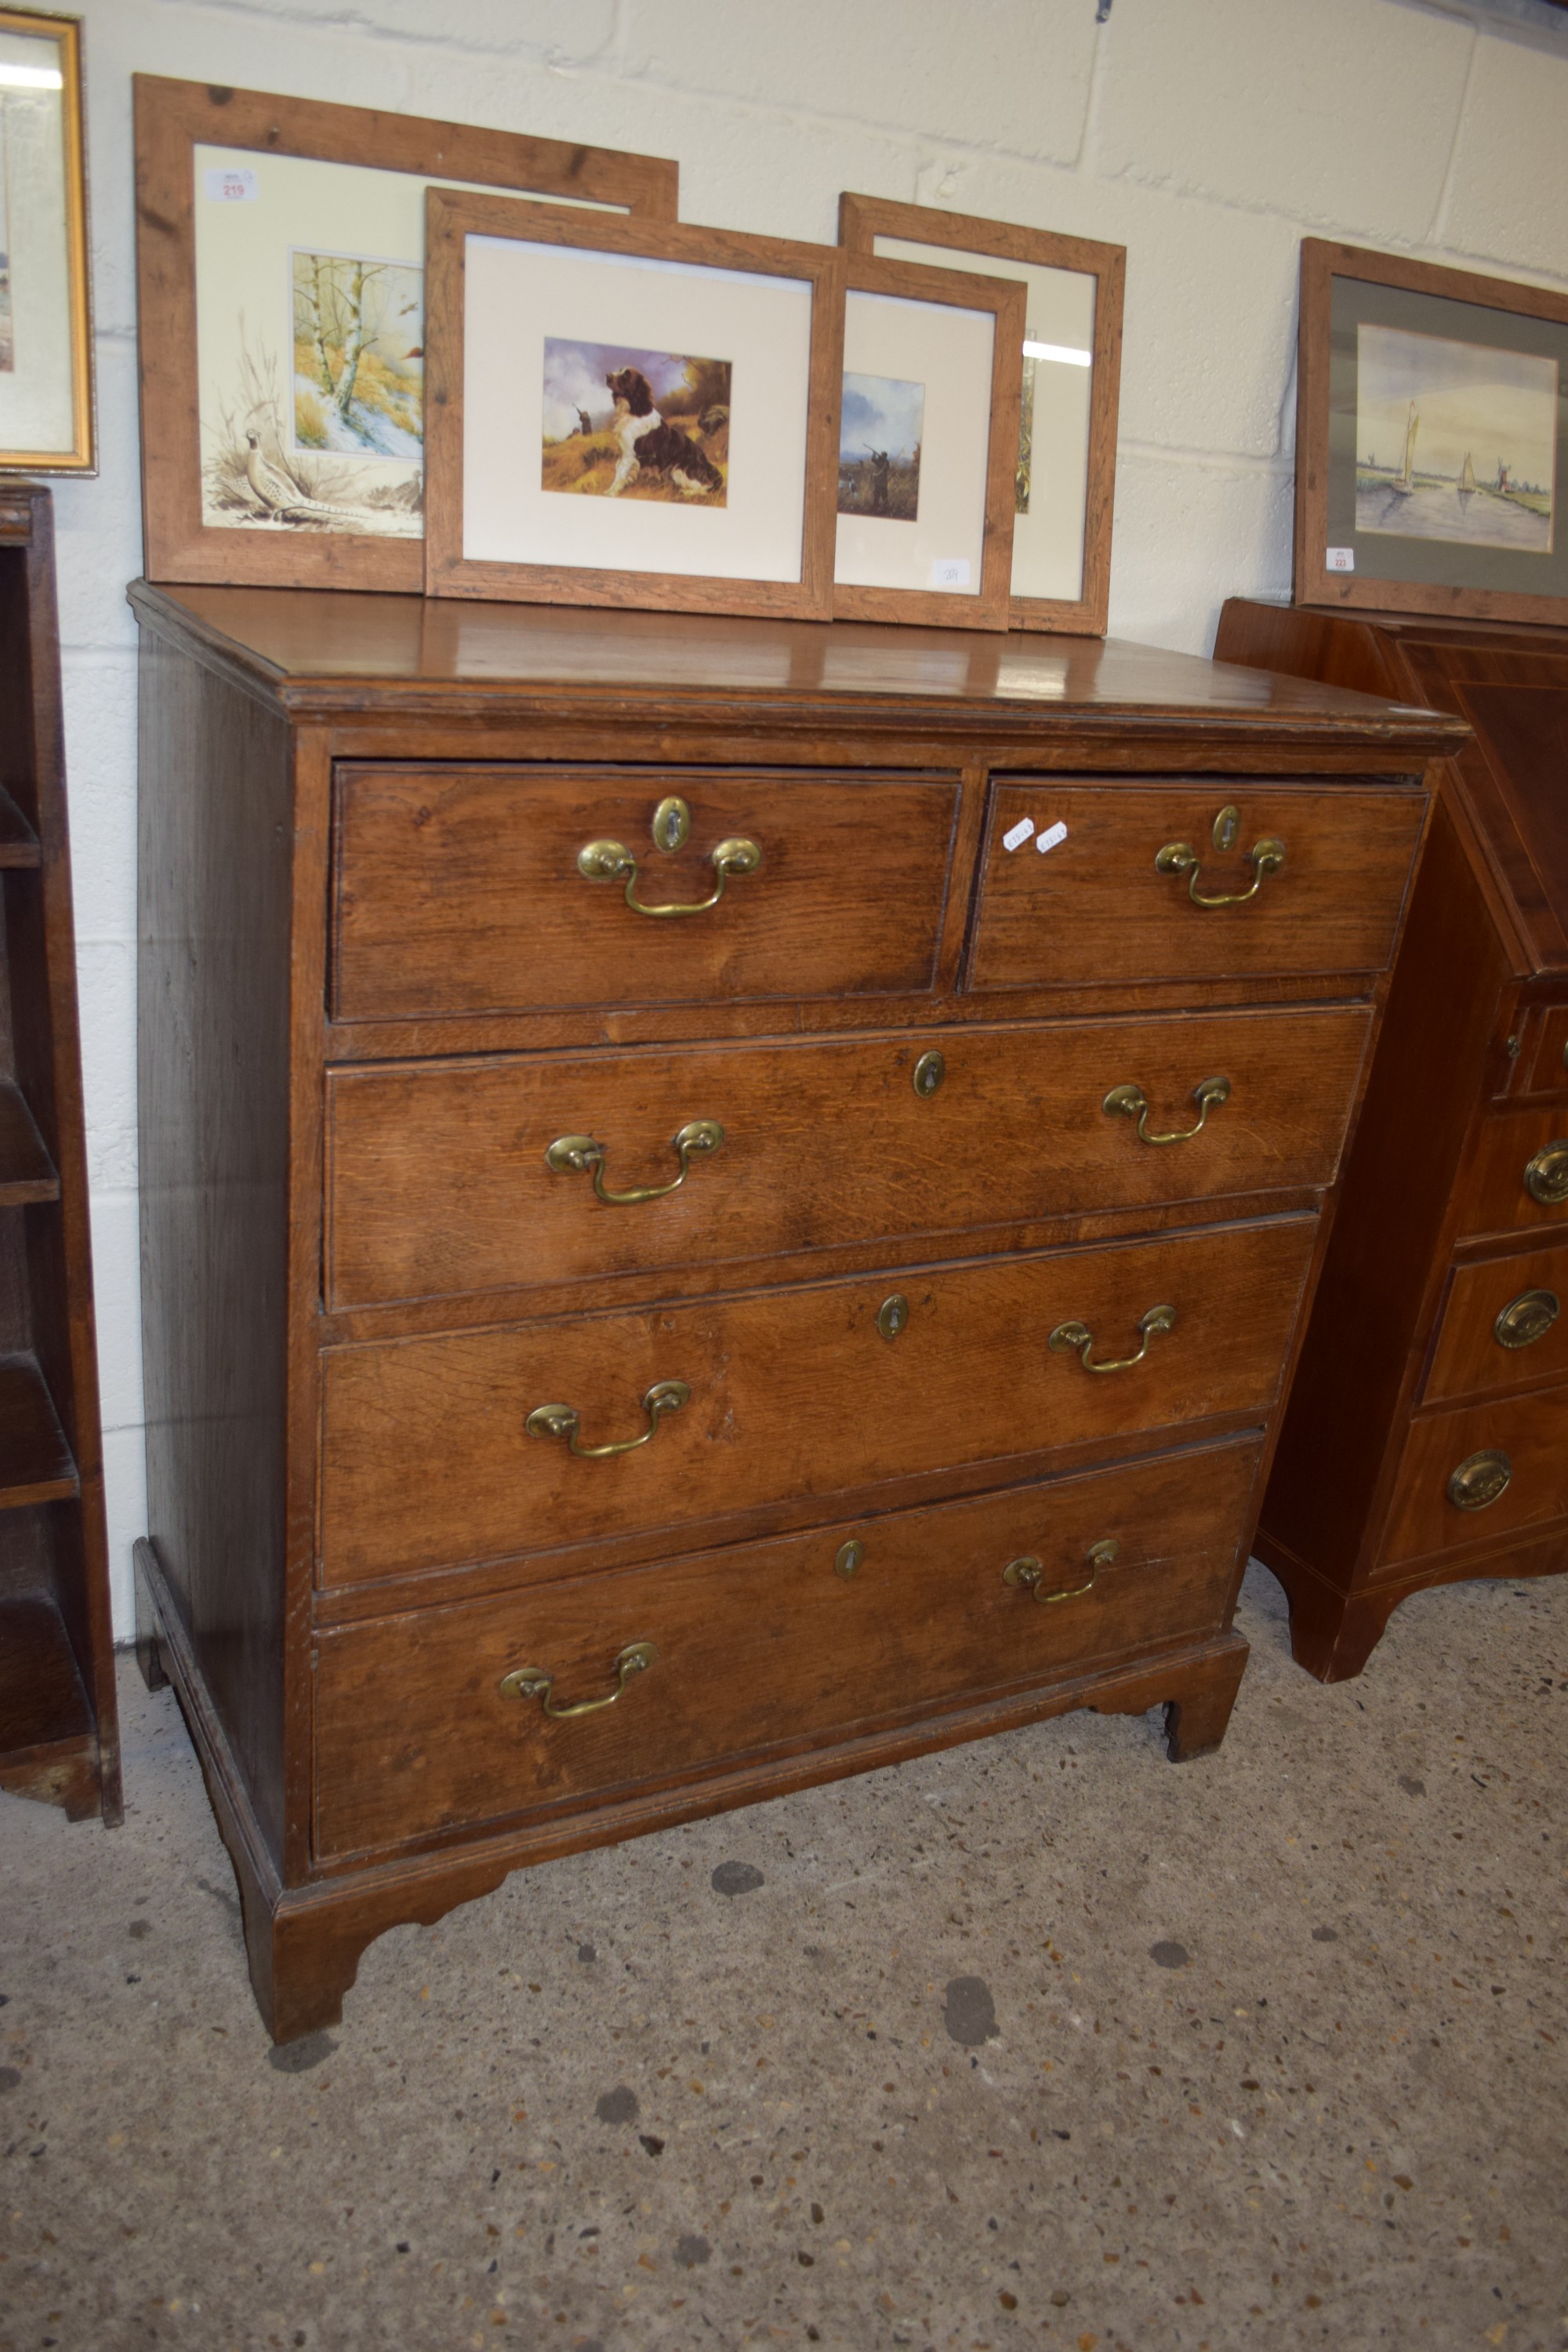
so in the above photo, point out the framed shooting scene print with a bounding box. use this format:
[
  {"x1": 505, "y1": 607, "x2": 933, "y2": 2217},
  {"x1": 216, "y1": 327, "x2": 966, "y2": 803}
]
[
  {"x1": 422, "y1": 192, "x2": 844, "y2": 621},
  {"x1": 1295, "y1": 239, "x2": 1568, "y2": 626},
  {"x1": 838, "y1": 195, "x2": 1123, "y2": 636},
  {"x1": 832, "y1": 256, "x2": 1023, "y2": 630},
  {"x1": 0, "y1": 8, "x2": 93, "y2": 475},
  {"x1": 132, "y1": 78, "x2": 678, "y2": 592}
]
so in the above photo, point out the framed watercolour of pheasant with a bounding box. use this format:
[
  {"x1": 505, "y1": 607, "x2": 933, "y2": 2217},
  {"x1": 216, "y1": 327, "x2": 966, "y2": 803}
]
[{"x1": 132, "y1": 78, "x2": 678, "y2": 592}]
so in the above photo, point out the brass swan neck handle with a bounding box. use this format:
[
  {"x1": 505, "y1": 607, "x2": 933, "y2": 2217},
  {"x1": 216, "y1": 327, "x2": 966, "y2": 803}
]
[
  {"x1": 1103, "y1": 1075, "x2": 1230, "y2": 1145},
  {"x1": 546, "y1": 1120, "x2": 724, "y2": 1205},
  {"x1": 1156, "y1": 804, "x2": 1284, "y2": 909},
  {"x1": 1047, "y1": 1304, "x2": 1176, "y2": 1374},
  {"x1": 577, "y1": 832, "x2": 761, "y2": 917},
  {"x1": 500, "y1": 1641, "x2": 658, "y2": 1719},
  {"x1": 1004, "y1": 1537, "x2": 1120, "y2": 1606},
  {"x1": 525, "y1": 1380, "x2": 691, "y2": 1458}
]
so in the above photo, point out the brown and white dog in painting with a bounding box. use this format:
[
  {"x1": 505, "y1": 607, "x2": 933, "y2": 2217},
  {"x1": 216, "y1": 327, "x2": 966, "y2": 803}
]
[{"x1": 604, "y1": 366, "x2": 724, "y2": 499}]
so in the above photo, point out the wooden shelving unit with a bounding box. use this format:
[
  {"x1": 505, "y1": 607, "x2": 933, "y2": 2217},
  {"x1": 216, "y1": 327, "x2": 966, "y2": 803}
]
[{"x1": 0, "y1": 483, "x2": 120, "y2": 1824}]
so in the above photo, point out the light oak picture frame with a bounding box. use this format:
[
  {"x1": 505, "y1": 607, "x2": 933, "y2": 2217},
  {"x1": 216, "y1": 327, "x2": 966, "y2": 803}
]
[
  {"x1": 839, "y1": 194, "x2": 1123, "y2": 637},
  {"x1": 0, "y1": 6, "x2": 93, "y2": 475},
  {"x1": 423, "y1": 190, "x2": 845, "y2": 622},
  {"x1": 832, "y1": 255, "x2": 1023, "y2": 632},
  {"x1": 1294, "y1": 238, "x2": 1568, "y2": 626},
  {"x1": 132, "y1": 76, "x2": 679, "y2": 591}
]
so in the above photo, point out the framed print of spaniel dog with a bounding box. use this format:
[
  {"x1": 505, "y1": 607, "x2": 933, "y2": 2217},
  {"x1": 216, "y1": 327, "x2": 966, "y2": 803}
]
[
  {"x1": 132, "y1": 78, "x2": 677, "y2": 592},
  {"x1": 423, "y1": 191, "x2": 844, "y2": 622}
]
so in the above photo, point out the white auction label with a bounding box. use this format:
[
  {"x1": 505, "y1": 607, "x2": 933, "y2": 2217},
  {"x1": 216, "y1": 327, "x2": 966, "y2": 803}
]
[
  {"x1": 1326, "y1": 546, "x2": 1355, "y2": 572},
  {"x1": 1035, "y1": 820, "x2": 1069, "y2": 855},
  {"x1": 1001, "y1": 816, "x2": 1036, "y2": 852},
  {"x1": 929, "y1": 557, "x2": 971, "y2": 589},
  {"x1": 205, "y1": 166, "x2": 260, "y2": 201}
]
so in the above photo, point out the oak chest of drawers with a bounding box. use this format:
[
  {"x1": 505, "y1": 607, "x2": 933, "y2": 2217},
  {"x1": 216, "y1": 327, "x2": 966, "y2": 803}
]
[
  {"x1": 129, "y1": 584, "x2": 1457, "y2": 2039},
  {"x1": 1217, "y1": 598, "x2": 1568, "y2": 1677}
]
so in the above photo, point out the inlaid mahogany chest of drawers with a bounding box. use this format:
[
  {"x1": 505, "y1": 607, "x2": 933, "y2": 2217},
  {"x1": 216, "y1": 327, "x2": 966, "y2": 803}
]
[
  {"x1": 1217, "y1": 598, "x2": 1568, "y2": 1677},
  {"x1": 129, "y1": 584, "x2": 1458, "y2": 2038}
]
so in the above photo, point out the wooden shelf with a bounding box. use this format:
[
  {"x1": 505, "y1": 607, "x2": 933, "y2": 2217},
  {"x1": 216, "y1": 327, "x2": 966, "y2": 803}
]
[
  {"x1": 0, "y1": 1352, "x2": 78, "y2": 1509},
  {"x1": 0, "y1": 1082, "x2": 58, "y2": 1205},
  {"x1": 0, "y1": 786, "x2": 40, "y2": 869},
  {"x1": 0, "y1": 1590, "x2": 96, "y2": 1814}
]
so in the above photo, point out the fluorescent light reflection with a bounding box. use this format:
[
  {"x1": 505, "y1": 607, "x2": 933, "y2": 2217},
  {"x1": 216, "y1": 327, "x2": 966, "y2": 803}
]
[
  {"x1": 0, "y1": 63, "x2": 64, "y2": 89},
  {"x1": 1022, "y1": 339, "x2": 1091, "y2": 367}
]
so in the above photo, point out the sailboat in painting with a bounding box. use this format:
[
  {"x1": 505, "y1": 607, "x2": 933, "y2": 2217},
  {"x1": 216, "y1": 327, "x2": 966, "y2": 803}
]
[
  {"x1": 1390, "y1": 400, "x2": 1418, "y2": 496},
  {"x1": 1459, "y1": 452, "x2": 1476, "y2": 496}
]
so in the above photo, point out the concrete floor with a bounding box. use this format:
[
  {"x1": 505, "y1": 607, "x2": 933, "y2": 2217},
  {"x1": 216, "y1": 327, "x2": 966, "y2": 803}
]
[{"x1": 1, "y1": 1561, "x2": 1565, "y2": 2352}]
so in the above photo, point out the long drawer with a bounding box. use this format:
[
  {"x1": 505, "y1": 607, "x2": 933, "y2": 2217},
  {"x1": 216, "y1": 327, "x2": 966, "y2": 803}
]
[
  {"x1": 968, "y1": 779, "x2": 1423, "y2": 990},
  {"x1": 1376, "y1": 1382, "x2": 1568, "y2": 1576},
  {"x1": 1453, "y1": 1107, "x2": 1568, "y2": 1242},
  {"x1": 312, "y1": 1435, "x2": 1263, "y2": 1859},
  {"x1": 324, "y1": 1005, "x2": 1370, "y2": 1310},
  {"x1": 1422, "y1": 1238, "x2": 1568, "y2": 1404},
  {"x1": 318, "y1": 1215, "x2": 1315, "y2": 1587},
  {"x1": 331, "y1": 764, "x2": 960, "y2": 1019}
]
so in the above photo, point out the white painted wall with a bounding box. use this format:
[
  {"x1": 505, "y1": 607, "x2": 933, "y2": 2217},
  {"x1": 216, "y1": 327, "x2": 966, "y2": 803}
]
[{"x1": 49, "y1": 0, "x2": 1568, "y2": 1635}]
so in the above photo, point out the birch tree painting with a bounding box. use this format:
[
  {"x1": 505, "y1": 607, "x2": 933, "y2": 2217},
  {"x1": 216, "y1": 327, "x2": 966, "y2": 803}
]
[{"x1": 291, "y1": 252, "x2": 423, "y2": 458}]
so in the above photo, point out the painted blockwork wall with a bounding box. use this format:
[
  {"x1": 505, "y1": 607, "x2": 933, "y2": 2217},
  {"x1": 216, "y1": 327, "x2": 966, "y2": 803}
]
[{"x1": 48, "y1": 0, "x2": 1568, "y2": 1635}]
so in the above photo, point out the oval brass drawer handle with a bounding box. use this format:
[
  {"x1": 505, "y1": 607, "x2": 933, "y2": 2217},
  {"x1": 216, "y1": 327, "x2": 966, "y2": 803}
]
[
  {"x1": 1048, "y1": 1304, "x2": 1176, "y2": 1374},
  {"x1": 500, "y1": 1640, "x2": 658, "y2": 1719},
  {"x1": 577, "y1": 832, "x2": 762, "y2": 917},
  {"x1": 1447, "y1": 1449, "x2": 1511, "y2": 1512},
  {"x1": 1004, "y1": 1537, "x2": 1120, "y2": 1605},
  {"x1": 1494, "y1": 1288, "x2": 1559, "y2": 1350},
  {"x1": 546, "y1": 1120, "x2": 724, "y2": 1204},
  {"x1": 1103, "y1": 1074, "x2": 1231, "y2": 1145},
  {"x1": 525, "y1": 1379, "x2": 691, "y2": 1458},
  {"x1": 1155, "y1": 805, "x2": 1285, "y2": 909},
  {"x1": 1523, "y1": 1140, "x2": 1568, "y2": 1206}
]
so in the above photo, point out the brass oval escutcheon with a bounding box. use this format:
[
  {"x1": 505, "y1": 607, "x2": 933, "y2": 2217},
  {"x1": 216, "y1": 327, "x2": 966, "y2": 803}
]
[
  {"x1": 834, "y1": 1538, "x2": 864, "y2": 1581},
  {"x1": 652, "y1": 795, "x2": 691, "y2": 854},
  {"x1": 877, "y1": 1293, "x2": 909, "y2": 1341},
  {"x1": 912, "y1": 1049, "x2": 946, "y2": 1098},
  {"x1": 1523, "y1": 1140, "x2": 1568, "y2": 1206},
  {"x1": 1446, "y1": 1449, "x2": 1512, "y2": 1512},
  {"x1": 1494, "y1": 1287, "x2": 1560, "y2": 1350},
  {"x1": 1211, "y1": 803, "x2": 1240, "y2": 852}
]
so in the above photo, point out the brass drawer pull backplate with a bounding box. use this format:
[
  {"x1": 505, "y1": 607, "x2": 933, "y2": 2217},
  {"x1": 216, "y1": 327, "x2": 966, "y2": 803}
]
[
  {"x1": 1155, "y1": 804, "x2": 1285, "y2": 909},
  {"x1": 577, "y1": 794, "x2": 761, "y2": 918},
  {"x1": 1494, "y1": 1288, "x2": 1560, "y2": 1350},
  {"x1": 1523, "y1": 1141, "x2": 1568, "y2": 1207},
  {"x1": 1004, "y1": 1537, "x2": 1120, "y2": 1606},
  {"x1": 500, "y1": 1640, "x2": 658, "y2": 1719},
  {"x1": 1103, "y1": 1074, "x2": 1231, "y2": 1145},
  {"x1": 1048, "y1": 1304, "x2": 1176, "y2": 1374},
  {"x1": 546, "y1": 1120, "x2": 724, "y2": 1205},
  {"x1": 525, "y1": 1379, "x2": 691, "y2": 1459},
  {"x1": 1446, "y1": 1449, "x2": 1512, "y2": 1512}
]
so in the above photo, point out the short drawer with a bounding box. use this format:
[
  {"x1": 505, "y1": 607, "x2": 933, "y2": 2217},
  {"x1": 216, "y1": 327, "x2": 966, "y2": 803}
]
[
  {"x1": 331, "y1": 765, "x2": 960, "y2": 1019},
  {"x1": 318, "y1": 1215, "x2": 1314, "y2": 1586},
  {"x1": 1422, "y1": 1239, "x2": 1568, "y2": 1405},
  {"x1": 325, "y1": 1005, "x2": 1370, "y2": 1309},
  {"x1": 312, "y1": 1434, "x2": 1263, "y2": 1859},
  {"x1": 1453, "y1": 1108, "x2": 1568, "y2": 1242},
  {"x1": 968, "y1": 779, "x2": 1423, "y2": 992},
  {"x1": 1376, "y1": 1383, "x2": 1568, "y2": 1577}
]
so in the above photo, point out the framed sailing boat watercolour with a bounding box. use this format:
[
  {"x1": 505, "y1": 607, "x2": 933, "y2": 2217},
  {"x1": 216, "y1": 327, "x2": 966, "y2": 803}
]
[{"x1": 1295, "y1": 240, "x2": 1568, "y2": 625}]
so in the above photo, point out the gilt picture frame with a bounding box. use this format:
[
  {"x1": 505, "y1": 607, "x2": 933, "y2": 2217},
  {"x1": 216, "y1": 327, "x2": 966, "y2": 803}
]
[
  {"x1": 132, "y1": 76, "x2": 678, "y2": 591},
  {"x1": 423, "y1": 191, "x2": 845, "y2": 622},
  {"x1": 838, "y1": 194, "x2": 1123, "y2": 636},
  {"x1": 832, "y1": 255, "x2": 1024, "y2": 632},
  {"x1": 0, "y1": 6, "x2": 93, "y2": 476},
  {"x1": 1295, "y1": 239, "x2": 1568, "y2": 626}
]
